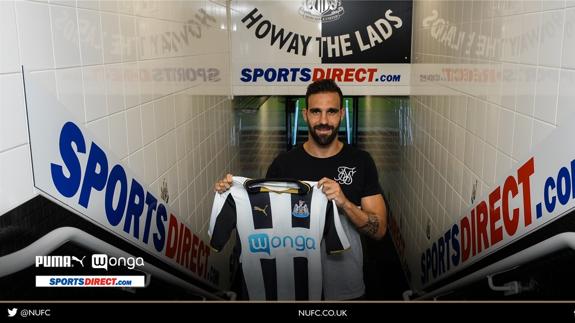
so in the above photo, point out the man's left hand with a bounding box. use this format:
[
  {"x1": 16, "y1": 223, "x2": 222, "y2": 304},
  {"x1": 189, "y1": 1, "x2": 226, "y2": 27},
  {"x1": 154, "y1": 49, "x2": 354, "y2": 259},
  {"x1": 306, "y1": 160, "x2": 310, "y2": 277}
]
[{"x1": 317, "y1": 177, "x2": 349, "y2": 208}]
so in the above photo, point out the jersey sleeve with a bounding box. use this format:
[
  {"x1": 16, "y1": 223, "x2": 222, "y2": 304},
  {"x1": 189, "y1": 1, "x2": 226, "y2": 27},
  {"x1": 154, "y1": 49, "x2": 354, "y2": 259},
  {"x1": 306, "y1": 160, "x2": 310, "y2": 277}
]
[
  {"x1": 208, "y1": 191, "x2": 237, "y2": 252},
  {"x1": 323, "y1": 200, "x2": 350, "y2": 254},
  {"x1": 362, "y1": 152, "x2": 383, "y2": 197}
]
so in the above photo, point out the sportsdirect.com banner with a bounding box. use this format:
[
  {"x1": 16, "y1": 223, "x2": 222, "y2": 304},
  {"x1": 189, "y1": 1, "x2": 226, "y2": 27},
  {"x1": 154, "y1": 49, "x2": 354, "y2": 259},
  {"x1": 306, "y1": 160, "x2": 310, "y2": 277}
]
[
  {"x1": 416, "y1": 110, "x2": 575, "y2": 294},
  {"x1": 232, "y1": 0, "x2": 412, "y2": 95},
  {"x1": 23, "y1": 73, "x2": 221, "y2": 289}
]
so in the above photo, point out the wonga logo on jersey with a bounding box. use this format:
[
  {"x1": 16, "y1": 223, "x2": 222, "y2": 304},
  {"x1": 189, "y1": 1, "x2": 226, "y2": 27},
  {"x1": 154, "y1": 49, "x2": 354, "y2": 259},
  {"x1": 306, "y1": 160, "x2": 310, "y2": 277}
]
[
  {"x1": 248, "y1": 233, "x2": 316, "y2": 255},
  {"x1": 248, "y1": 234, "x2": 271, "y2": 255}
]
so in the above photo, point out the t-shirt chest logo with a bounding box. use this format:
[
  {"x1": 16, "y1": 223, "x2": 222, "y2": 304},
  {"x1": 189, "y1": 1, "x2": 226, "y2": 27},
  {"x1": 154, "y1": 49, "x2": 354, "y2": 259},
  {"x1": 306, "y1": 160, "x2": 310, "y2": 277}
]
[
  {"x1": 334, "y1": 166, "x2": 357, "y2": 185},
  {"x1": 292, "y1": 200, "x2": 310, "y2": 218}
]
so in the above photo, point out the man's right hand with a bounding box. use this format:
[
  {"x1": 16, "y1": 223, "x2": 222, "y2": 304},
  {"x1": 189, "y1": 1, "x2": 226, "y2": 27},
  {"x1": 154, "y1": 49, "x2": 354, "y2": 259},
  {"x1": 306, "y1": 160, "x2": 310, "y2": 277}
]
[{"x1": 214, "y1": 174, "x2": 233, "y2": 193}]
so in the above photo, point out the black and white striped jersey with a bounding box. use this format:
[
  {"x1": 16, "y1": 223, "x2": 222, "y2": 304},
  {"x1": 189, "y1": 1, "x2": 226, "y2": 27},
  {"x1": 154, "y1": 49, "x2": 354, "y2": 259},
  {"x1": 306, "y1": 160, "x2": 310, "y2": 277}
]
[{"x1": 208, "y1": 177, "x2": 350, "y2": 300}]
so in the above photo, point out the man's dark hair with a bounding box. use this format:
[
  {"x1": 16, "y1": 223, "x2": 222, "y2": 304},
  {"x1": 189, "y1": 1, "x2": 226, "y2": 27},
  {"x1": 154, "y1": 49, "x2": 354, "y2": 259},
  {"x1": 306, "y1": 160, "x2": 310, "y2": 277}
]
[{"x1": 305, "y1": 79, "x2": 343, "y2": 109}]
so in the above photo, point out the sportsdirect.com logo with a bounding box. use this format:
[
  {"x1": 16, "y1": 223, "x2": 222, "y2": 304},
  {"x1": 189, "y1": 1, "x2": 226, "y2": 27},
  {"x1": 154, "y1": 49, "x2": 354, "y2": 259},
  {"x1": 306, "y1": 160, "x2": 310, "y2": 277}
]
[{"x1": 35, "y1": 275, "x2": 145, "y2": 287}]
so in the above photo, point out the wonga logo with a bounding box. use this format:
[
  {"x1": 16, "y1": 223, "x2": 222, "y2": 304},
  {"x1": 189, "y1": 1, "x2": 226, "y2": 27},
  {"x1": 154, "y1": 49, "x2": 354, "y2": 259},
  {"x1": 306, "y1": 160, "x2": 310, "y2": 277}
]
[
  {"x1": 92, "y1": 254, "x2": 145, "y2": 270},
  {"x1": 248, "y1": 234, "x2": 316, "y2": 255},
  {"x1": 248, "y1": 234, "x2": 271, "y2": 255}
]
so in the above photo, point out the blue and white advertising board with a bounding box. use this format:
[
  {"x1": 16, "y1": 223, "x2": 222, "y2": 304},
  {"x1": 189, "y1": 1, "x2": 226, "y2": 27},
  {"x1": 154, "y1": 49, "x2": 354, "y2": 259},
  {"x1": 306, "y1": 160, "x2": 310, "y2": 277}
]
[
  {"x1": 416, "y1": 111, "x2": 575, "y2": 294},
  {"x1": 24, "y1": 73, "x2": 220, "y2": 289}
]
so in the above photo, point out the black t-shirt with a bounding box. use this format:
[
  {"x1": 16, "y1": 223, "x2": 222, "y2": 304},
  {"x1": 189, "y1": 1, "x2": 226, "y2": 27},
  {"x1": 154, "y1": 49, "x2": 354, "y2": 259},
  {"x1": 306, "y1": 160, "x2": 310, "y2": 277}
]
[{"x1": 266, "y1": 144, "x2": 382, "y2": 205}]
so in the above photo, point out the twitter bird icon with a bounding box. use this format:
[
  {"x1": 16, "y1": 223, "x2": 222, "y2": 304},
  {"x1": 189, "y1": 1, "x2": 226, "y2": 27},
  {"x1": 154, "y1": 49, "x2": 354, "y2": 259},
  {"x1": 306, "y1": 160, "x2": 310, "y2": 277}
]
[{"x1": 7, "y1": 308, "x2": 17, "y2": 317}]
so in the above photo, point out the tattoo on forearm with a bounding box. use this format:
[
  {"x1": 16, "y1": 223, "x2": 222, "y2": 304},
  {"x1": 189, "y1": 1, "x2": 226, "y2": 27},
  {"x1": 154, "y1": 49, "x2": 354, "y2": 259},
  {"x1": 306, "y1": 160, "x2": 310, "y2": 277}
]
[{"x1": 358, "y1": 214, "x2": 379, "y2": 237}]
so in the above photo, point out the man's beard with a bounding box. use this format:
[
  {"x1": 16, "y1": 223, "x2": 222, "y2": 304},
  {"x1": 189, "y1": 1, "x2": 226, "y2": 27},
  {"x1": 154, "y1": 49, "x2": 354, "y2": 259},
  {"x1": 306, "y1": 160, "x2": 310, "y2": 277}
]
[{"x1": 309, "y1": 123, "x2": 340, "y2": 146}]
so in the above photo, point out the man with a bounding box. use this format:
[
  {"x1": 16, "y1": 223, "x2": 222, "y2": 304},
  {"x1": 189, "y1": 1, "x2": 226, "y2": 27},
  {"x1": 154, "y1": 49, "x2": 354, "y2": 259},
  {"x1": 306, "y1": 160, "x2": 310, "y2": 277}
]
[{"x1": 214, "y1": 79, "x2": 387, "y2": 300}]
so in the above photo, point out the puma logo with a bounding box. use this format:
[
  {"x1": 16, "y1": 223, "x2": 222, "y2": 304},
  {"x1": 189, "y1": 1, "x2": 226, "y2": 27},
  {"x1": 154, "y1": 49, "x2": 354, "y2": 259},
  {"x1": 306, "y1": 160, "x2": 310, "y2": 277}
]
[
  {"x1": 254, "y1": 205, "x2": 269, "y2": 216},
  {"x1": 71, "y1": 256, "x2": 86, "y2": 267}
]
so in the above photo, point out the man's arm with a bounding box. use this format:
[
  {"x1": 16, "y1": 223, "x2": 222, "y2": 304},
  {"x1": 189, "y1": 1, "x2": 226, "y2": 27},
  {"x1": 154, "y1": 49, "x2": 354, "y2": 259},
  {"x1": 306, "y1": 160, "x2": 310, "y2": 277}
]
[
  {"x1": 318, "y1": 178, "x2": 387, "y2": 240},
  {"x1": 341, "y1": 194, "x2": 387, "y2": 240}
]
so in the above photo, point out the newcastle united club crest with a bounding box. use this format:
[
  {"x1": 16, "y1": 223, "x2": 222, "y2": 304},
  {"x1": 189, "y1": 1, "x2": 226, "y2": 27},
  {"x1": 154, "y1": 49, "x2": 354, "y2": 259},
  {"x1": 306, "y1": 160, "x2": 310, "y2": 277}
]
[
  {"x1": 292, "y1": 200, "x2": 310, "y2": 218},
  {"x1": 299, "y1": 0, "x2": 345, "y2": 23}
]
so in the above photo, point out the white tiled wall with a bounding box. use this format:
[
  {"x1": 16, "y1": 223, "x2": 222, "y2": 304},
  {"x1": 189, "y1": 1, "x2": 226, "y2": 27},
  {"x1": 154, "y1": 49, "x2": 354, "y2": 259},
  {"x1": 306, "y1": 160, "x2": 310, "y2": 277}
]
[
  {"x1": 394, "y1": 0, "x2": 575, "y2": 289},
  {"x1": 0, "y1": 0, "x2": 237, "y2": 247}
]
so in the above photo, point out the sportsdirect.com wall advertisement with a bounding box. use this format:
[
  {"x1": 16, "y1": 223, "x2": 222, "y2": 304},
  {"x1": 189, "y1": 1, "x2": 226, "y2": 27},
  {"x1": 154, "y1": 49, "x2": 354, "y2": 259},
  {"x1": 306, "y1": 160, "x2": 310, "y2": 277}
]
[{"x1": 232, "y1": 0, "x2": 413, "y2": 95}]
